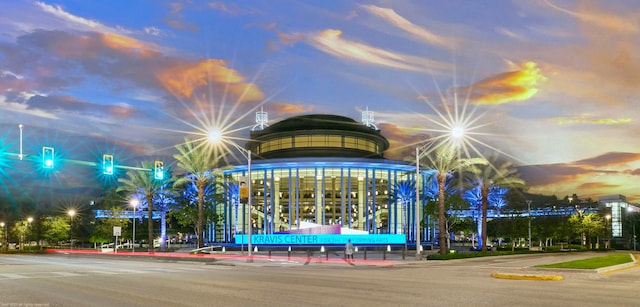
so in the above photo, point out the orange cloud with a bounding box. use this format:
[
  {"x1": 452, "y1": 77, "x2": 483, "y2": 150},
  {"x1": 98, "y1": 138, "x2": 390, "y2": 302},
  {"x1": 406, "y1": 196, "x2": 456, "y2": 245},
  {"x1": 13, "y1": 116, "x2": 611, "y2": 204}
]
[
  {"x1": 101, "y1": 33, "x2": 160, "y2": 56},
  {"x1": 462, "y1": 61, "x2": 546, "y2": 105},
  {"x1": 270, "y1": 102, "x2": 315, "y2": 116},
  {"x1": 552, "y1": 114, "x2": 632, "y2": 125},
  {"x1": 108, "y1": 104, "x2": 136, "y2": 119},
  {"x1": 277, "y1": 32, "x2": 306, "y2": 46},
  {"x1": 544, "y1": 0, "x2": 638, "y2": 33},
  {"x1": 158, "y1": 59, "x2": 264, "y2": 101},
  {"x1": 379, "y1": 122, "x2": 432, "y2": 160}
]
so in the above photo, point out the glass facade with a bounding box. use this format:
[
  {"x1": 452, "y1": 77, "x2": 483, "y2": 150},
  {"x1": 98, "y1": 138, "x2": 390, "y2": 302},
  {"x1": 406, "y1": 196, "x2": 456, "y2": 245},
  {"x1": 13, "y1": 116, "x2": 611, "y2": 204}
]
[
  {"x1": 209, "y1": 159, "x2": 431, "y2": 244},
  {"x1": 254, "y1": 134, "x2": 381, "y2": 156}
]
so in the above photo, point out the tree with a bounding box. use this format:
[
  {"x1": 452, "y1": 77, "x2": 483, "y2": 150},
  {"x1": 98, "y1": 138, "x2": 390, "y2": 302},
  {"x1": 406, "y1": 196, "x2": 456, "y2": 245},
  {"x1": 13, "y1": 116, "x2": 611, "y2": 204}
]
[
  {"x1": 42, "y1": 216, "x2": 70, "y2": 246},
  {"x1": 154, "y1": 185, "x2": 177, "y2": 251},
  {"x1": 473, "y1": 153, "x2": 524, "y2": 252},
  {"x1": 117, "y1": 161, "x2": 166, "y2": 251},
  {"x1": 424, "y1": 145, "x2": 485, "y2": 255},
  {"x1": 390, "y1": 180, "x2": 415, "y2": 240},
  {"x1": 173, "y1": 140, "x2": 225, "y2": 248},
  {"x1": 90, "y1": 206, "x2": 130, "y2": 245},
  {"x1": 170, "y1": 179, "x2": 221, "y2": 242}
]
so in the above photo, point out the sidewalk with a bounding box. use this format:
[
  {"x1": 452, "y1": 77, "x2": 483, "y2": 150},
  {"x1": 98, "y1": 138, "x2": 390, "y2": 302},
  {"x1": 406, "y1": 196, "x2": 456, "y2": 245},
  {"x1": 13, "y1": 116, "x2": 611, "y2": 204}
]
[{"x1": 45, "y1": 248, "x2": 432, "y2": 267}]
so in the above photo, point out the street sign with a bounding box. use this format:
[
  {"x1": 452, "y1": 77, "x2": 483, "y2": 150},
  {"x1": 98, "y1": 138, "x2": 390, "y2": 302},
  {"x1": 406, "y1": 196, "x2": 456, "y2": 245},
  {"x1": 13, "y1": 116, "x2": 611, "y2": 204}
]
[{"x1": 113, "y1": 226, "x2": 121, "y2": 236}]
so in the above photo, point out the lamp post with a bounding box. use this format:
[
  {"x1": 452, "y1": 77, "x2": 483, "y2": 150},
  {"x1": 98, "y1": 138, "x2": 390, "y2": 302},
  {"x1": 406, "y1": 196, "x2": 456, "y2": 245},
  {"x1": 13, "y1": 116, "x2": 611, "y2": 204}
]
[
  {"x1": 26, "y1": 217, "x2": 33, "y2": 249},
  {"x1": 415, "y1": 147, "x2": 422, "y2": 260},
  {"x1": 67, "y1": 209, "x2": 75, "y2": 250},
  {"x1": 605, "y1": 214, "x2": 611, "y2": 248},
  {"x1": 526, "y1": 200, "x2": 532, "y2": 249},
  {"x1": 0, "y1": 222, "x2": 6, "y2": 252},
  {"x1": 131, "y1": 199, "x2": 139, "y2": 253},
  {"x1": 241, "y1": 148, "x2": 252, "y2": 260},
  {"x1": 207, "y1": 129, "x2": 252, "y2": 260}
]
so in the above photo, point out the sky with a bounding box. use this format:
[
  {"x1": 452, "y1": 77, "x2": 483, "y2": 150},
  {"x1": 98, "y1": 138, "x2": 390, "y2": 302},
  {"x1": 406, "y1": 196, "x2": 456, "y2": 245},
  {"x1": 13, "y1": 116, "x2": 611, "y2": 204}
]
[{"x1": 0, "y1": 0, "x2": 639, "y2": 206}]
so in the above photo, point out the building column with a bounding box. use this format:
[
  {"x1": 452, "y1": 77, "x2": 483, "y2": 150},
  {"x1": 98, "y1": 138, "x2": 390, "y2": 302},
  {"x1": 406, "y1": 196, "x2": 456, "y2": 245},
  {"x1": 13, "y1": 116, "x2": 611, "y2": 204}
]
[
  {"x1": 358, "y1": 178, "x2": 365, "y2": 230},
  {"x1": 315, "y1": 176, "x2": 323, "y2": 224}
]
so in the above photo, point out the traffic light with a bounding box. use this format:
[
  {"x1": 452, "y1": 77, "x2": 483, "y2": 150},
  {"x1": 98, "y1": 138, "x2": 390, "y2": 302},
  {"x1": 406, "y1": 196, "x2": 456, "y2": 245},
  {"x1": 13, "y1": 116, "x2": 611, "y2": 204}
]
[
  {"x1": 42, "y1": 146, "x2": 54, "y2": 169},
  {"x1": 154, "y1": 160, "x2": 164, "y2": 180},
  {"x1": 103, "y1": 154, "x2": 114, "y2": 175}
]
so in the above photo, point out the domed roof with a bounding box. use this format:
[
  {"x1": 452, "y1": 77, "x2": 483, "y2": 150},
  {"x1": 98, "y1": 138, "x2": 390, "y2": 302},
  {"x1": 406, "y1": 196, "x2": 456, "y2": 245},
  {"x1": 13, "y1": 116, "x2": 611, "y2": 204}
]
[
  {"x1": 250, "y1": 114, "x2": 382, "y2": 137},
  {"x1": 246, "y1": 114, "x2": 390, "y2": 160}
]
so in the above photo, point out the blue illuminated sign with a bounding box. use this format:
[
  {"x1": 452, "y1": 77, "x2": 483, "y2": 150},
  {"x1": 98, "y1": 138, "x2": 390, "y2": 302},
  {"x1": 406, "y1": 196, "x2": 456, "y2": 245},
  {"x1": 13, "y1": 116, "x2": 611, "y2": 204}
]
[{"x1": 235, "y1": 234, "x2": 406, "y2": 245}]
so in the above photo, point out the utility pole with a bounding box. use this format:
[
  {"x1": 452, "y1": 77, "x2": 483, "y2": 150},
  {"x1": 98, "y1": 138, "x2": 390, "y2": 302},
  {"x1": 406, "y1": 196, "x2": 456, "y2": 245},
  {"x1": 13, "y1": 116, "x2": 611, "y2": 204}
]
[{"x1": 527, "y1": 200, "x2": 532, "y2": 249}]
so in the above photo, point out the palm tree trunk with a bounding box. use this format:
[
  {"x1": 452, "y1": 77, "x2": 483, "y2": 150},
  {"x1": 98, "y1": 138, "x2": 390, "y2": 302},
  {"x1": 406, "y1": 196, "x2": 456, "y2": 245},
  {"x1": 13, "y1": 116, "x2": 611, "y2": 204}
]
[
  {"x1": 197, "y1": 182, "x2": 205, "y2": 248},
  {"x1": 438, "y1": 173, "x2": 447, "y2": 255},
  {"x1": 147, "y1": 194, "x2": 154, "y2": 252},
  {"x1": 481, "y1": 186, "x2": 489, "y2": 252}
]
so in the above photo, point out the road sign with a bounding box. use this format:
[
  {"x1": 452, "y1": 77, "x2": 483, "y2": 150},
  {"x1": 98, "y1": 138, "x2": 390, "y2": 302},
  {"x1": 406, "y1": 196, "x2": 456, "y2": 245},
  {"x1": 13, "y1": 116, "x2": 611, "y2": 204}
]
[{"x1": 113, "y1": 226, "x2": 121, "y2": 236}]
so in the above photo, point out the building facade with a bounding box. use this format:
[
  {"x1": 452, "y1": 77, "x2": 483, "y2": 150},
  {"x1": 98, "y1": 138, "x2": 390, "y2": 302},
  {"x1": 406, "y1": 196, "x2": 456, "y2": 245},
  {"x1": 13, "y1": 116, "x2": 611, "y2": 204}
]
[{"x1": 208, "y1": 113, "x2": 433, "y2": 244}]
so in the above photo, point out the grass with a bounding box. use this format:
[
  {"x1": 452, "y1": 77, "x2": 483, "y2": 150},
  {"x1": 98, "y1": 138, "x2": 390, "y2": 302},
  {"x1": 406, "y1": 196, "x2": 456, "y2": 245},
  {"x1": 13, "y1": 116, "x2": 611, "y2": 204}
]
[{"x1": 535, "y1": 253, "x2": 633, "y2": 269}]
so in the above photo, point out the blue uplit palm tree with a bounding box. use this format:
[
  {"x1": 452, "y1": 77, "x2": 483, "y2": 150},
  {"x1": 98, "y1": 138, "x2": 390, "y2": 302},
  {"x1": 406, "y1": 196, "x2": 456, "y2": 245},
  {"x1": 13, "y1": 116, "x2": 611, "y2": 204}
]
[
  {"x1": 489, "y1": 186, "x2": 508, "y2": 217},
  {"x1": 117, "y1": 161, "x2": 167, "y2": 251},
  {"x1": 390, "y1": 180, "x2": 415, "y2": 238},
  {"x1": 174, "y1": 140, "x2": 224, "y2": 248},
  {"x1": 472, "y1": 153, "x2": 524, "y2": 252},
  {"x1": 425, "y1": 145, "x2": 485, "y2": 255},
  {"x1": 462, "y1": 184, "x2": 482, "y2": 245},
  {"x1": 153, "y1": 185, "x2": 177, "y2": 250}
]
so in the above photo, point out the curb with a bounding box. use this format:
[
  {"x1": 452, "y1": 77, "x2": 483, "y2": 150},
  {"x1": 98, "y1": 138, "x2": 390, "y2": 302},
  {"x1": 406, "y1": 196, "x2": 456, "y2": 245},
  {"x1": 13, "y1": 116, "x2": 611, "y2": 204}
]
[{"x1": 491, "y1": 272, "x2": 563, "y2": 281}]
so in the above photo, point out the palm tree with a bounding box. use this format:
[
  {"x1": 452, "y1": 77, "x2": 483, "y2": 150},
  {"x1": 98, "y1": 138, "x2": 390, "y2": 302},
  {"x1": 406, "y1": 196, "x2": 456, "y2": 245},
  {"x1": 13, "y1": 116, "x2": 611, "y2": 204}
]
[
  {"x1": 425, "y1": 145, "x2": 485, "y2": 255},
  {"x1": 117, "y1": 161, "x2": 165, "y2": 251},
  {"x1": 390, "y1": 180, "x2": 416, "y2": 241},
  {"x1": 173, "y1": 140, "x2": 223, "y2": 249},
  {"x1": 474, "y1": 153, "x2": 525, "y2": 252}
]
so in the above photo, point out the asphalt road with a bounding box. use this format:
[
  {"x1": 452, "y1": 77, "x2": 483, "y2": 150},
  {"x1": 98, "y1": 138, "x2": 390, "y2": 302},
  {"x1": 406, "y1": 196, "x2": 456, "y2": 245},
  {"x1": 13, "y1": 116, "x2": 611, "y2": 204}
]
[{"x1": 0, "y1": 252, "x2": 638, "y2": 306}]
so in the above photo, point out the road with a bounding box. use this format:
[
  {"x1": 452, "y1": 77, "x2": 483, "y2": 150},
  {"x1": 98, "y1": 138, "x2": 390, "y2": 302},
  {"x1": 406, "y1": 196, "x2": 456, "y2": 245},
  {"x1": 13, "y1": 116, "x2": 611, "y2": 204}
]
[{"x1": 0, "y1": 252, "x2": 638, "y2": 306}]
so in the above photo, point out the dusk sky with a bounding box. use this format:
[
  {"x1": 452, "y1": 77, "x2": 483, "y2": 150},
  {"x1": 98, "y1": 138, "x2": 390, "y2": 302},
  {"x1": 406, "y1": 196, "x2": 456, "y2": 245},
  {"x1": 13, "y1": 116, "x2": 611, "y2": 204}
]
[{"x1": 1, "y1": 0, "x2": 639, "y2": 204}]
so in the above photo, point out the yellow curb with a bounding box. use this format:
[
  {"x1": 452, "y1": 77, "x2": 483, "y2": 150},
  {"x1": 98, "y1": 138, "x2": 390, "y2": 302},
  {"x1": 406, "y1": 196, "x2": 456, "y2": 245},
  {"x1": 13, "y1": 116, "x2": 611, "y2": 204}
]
[{"x1": 491, "y1": 272, "x2": 563, "y2": 281}]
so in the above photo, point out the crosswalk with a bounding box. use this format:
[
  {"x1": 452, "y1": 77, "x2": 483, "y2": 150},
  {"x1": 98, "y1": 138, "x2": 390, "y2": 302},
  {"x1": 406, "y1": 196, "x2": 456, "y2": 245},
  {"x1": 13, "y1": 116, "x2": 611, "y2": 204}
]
[{"x1": 0, "y1": 266, "x2": 220, "y2": 280}]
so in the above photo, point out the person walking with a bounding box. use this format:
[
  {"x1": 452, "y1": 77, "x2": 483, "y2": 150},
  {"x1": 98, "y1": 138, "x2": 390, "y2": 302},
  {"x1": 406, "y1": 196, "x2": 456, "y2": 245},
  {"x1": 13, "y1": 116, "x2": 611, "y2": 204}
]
[{"x1": 345, "y1": 239, "x2": 354, "y2": 261}]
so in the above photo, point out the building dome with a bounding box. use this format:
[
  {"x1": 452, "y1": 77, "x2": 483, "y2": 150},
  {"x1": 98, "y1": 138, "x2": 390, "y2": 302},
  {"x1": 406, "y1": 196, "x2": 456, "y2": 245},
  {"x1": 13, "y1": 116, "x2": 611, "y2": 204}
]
[{"x1": 246, "y1": 114, "x2": 390, "y2": 159}]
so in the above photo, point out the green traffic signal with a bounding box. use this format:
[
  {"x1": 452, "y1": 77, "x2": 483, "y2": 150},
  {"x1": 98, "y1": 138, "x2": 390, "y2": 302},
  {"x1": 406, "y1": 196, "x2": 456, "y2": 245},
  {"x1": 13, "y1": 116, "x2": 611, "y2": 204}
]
[
  {"x1": 42, "y1": 146, "x2": 54, "y2": 169},
  {"x1": 103, "y1": 154, "x2": 114, "y2": 175},
  {"x1": 154, "y1": 160, "x2": 164, "y2": 180}
]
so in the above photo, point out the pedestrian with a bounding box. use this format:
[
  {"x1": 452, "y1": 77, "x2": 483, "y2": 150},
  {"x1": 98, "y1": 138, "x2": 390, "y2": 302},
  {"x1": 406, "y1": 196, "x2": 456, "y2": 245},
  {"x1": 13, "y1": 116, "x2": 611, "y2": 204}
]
[{"x1": 345, "y1": 239, "x2": 354, "y2": 261}]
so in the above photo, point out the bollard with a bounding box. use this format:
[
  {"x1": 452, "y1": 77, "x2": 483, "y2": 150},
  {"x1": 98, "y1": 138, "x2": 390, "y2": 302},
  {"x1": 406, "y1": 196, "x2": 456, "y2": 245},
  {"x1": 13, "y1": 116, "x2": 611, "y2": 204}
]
[
  {"x1": 402, "y1": 247, "x2": 406, "y2": 260},
  {"x1": 268, "y1": 250, "x2": 272, "y2": 259},
  {"x1": 288, "y1": 246, "x2": 291, "y2": 261},
  {"x1": 222, "y1": 246, "x2": 226, "y2": 252},
  {"x1": 364, "y1": 248, "x2": 367, "y2": 260},
  {"x1": 383, "y1": 249, "x2": 386, "y2": 260},
  {"x1": 254, "y1": 246, "x2": 258, "y2": 252},
  {"x1": 326, "y1": 249, "x2": 329, "y2": 260}
]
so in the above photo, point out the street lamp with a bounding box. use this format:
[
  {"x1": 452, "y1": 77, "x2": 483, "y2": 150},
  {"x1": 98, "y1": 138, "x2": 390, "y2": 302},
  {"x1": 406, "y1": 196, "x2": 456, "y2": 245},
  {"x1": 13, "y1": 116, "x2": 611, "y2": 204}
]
[
  {"x1": 0, "y1": 222, "x2": 6, "y2": 252},
  {"x1": 415, "y1": 147, "x2": 422, "y2": 260},
  {"x1": 526, "y1": 200, "x2": 532, "y2": 249},
  {"x1": 237, "y1": 147, "x2": 252, "y2": 260},
  {"x1": 414, "y1": 142, "x2": 437, "y2": 260},
  {"x1": 207, "y1": 130, "x2": 253, "y2": 260},
  {"x1": 67, "y1": 209, "x2": 75, "y2": 249},
  {"x1": 26, "y1": 217, "x2": 33, "y2": 249},
  {"x1": 605, "y1": 214, "x2": 611, "y2": 248},
  {"x1": 131, "y1": 199, "x2": 139, "y2": 253}
]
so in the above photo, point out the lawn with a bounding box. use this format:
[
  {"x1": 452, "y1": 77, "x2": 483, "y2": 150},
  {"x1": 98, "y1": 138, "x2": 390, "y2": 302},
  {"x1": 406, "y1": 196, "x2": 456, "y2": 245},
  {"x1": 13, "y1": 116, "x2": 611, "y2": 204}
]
[{"x1": 535, "y1": 253, "x2": 634, "y2": 269}]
